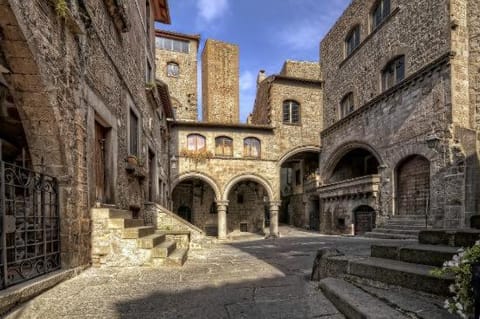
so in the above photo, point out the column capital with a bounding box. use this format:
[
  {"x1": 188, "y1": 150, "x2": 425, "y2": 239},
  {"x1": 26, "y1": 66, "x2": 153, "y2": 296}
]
[
  {"x1": 216, "y1": 200, "x2": 229, "y2": 206},
  {"x1": 269, "y1": 200, "x2": 282, "y2": 208}
]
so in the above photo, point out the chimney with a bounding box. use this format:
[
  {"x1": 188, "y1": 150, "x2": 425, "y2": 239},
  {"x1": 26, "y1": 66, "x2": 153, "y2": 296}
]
[{"x1": 257, "y1": 70, "x2": 266, "y2": 87}]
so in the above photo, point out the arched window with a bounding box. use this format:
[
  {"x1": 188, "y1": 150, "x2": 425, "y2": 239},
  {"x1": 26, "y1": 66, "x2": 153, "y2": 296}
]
[
  {"x1": 243, "y1": 137, "x2": 261, "y2": 158},
  {"x1": 215, "y1": 136, "x2": 233, "y2": 157},
  {"x1": 167, "y1": 62, "x2": 179, "y2": 77},
  {"x1": 345, "y1": 25, "x2": 360, "y2": 57},
  {"x1": 340, "y1": 92, "x2": 354, "y2": 119},
  {"x1": 283, "y1": 100, "x2": 300, "y2": 124},
  {"x1": 371, "y1": 0, "x2": 391, "y2": 30},
  {"x1": 187, "y1": 134, "x2": 206, "y2": 151},
  {"x1": 382, "y1": 55, "x2": 405, "y2": 91}
]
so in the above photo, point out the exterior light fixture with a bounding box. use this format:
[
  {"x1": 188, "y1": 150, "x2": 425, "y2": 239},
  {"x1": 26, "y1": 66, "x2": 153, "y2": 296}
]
[{"x1": 425, "y1": 133, "x2": 440, "y2": 149}]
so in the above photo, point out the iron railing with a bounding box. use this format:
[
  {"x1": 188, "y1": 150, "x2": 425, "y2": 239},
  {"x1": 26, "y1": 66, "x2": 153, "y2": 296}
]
[{"x1": 0, "y1": 160, "x2": 60, "y2": 289}]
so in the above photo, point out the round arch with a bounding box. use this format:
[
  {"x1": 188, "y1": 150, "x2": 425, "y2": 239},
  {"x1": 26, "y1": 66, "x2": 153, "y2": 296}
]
[
  {"x1": 322, "y1": 141, "x2": 383, "y2": 180},
  {"x1": 278, "y1": 145, "x2": 321, "y2": 167},
  {"x1": 223, "y1": 174, "x2": 275, "y2": 201},
  {"x1": 172, "y1": 172, "x2": 222, "y2": 200}
]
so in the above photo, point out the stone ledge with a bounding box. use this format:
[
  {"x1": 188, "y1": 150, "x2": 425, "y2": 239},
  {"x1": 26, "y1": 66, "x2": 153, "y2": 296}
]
[{"x1": 0, "y1": 265, "x2": 87, "y2": 316}]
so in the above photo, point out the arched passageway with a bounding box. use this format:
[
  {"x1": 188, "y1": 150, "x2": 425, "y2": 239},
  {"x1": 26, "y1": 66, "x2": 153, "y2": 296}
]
[
  {"x1": 329, "y1": 148, "x2": 380, "y2": 183},
  {"x1": 396, "y1": 155, "x2": 430, "y2": 216},
  {"x1": 172, "y1": 178, "x2": 218, "y2": 236},
  {"x1": 280, "y1": 150, "x2": 319, "y2": 227}
]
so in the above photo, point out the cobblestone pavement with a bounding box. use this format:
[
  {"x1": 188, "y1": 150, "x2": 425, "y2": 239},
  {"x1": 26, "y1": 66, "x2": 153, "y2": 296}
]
[{"x1": 6, "y1": 226, "x2": 407, "y2": 319}]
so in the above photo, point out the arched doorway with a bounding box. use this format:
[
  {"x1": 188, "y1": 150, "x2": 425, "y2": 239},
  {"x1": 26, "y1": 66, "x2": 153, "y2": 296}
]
[
  {"x1": 279, "y1": 149, "x2": 320, "y2": 227},
  {"x1": 172, "y1": 178, "x2": 218, "y2": 235},
  {"x1": 328, "y1": 148, "x2": 380, "y2": 183},
  {"x1": 225, "y1": 180, "x2": 270, "y2": 234},
  {"x1": 396, "y1": 155, "x2": 430, "y2": 216},
  {"x1": 354, "y1": 206, "x2": 376, "y2": 235}
]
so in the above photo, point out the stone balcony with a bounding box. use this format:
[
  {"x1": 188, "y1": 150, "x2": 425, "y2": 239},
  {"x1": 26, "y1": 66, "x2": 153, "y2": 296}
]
[{"x1": 318, "y1": 175, "x2": 381, "y2": 200}]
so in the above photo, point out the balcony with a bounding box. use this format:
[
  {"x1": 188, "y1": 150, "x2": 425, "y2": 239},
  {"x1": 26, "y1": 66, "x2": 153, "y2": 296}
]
[{"x1": 318, "y1": 175, "x2": 381, "y2": 200}]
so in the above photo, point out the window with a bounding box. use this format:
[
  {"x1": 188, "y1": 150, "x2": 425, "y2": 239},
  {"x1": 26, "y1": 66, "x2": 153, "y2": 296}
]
[
  {"x1": 243, "y1": 138, "x2": 261, "y2": 158},
  {"x1": 187, "y1": 134, "x2": 206, "y2": 151},
  {"x1": 215, "y1": 136, "x2": 233, "y2": 157},
  {"x1": 295, "y1": 169, "x2": 301, "y2": 186},
  {"x1": 340, "y1": 92, "x2": 355, "y2": 119},
  {"x1": 382, "y1": 55, "x2": 405, "y2": 91},
  {"x1": 129, "y1": 109, "x2": 139, "y2": 156},
  {"x1": 146, "y1": 0, "x2": 150, "y2": 37},
  {"x1": 372, "y1": 0, "x2": 391, "y2": 30},
  {"x1": 345, "y1": 26, "x2": 360, "y2": 56},
  {"x1": 155, "y1": 37, "x2": 189, "y2": 53},
  {"x1": 167, "y1": 62, "x2": 179, "y2": 77},
  {"x1": 237, "y1": 193, "x2": 244, "y2": 204},
  {"x1": 283, "y1": 100, "x2": 300, "y2": 124}
]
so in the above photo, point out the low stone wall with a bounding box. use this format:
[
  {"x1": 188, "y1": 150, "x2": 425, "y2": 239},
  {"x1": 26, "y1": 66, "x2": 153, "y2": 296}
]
[{"x1": 145, "y1": 203, "x2": 204, "y2": 245}]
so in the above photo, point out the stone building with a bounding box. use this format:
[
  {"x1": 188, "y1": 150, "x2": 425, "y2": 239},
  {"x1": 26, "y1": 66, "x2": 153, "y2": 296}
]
[
  {"x1": 317, "y1": 0, "x2": 480, "y2": 236},
  {"x1": 155, "y1": 33, "x2": 323, "y2": 239},
  {"x1": 0, "y1": 0, "x2": 173, "y2": 289}
]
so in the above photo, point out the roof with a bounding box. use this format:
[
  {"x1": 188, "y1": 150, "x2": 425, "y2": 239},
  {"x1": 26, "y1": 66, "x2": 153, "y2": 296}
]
[
  {"x1": 171, "y1": 121, "x2": 275, "y2": 131},
  {"x1": 155, "y1": 30, "x2": 201, "y2": 43},
  {"x1": 269, "y1": 74, "x2": 323, "y2": 86},
  {"x1": 155, "y1": 80, "x2": 174, "y2": 118},
  {"x1": 153, "y1": 0, "x2": 171, "y2": 24}
]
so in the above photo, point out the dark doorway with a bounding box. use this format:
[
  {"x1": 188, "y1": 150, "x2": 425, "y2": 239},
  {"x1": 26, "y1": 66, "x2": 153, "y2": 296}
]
[
  {"x1": 309, "y1": 199, "x2": 320, "y2": 231},
  {"x1": 354, "y1": 206, "x2": 375, "y2": 235},
  {"x1": 94, "y1": 121, "x2": 108, "y2": 203},
  {"x1": 178, "y1": 205, "x2": 192, "y2": 223},
  {"x1": 148, "y1": 149, "x2": 155, "y2": 202}
]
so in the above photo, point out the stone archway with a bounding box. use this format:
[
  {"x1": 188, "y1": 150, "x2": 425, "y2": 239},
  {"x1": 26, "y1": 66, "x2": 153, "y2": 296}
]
[{"x1": 396, "y1": 155, "x2": 430, "y2": 216}]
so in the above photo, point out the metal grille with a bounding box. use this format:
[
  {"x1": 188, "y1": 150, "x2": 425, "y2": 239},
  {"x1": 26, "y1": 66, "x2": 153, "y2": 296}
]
[{"x1": 0, "y1": 161, "x2": 60, "y2": 289}]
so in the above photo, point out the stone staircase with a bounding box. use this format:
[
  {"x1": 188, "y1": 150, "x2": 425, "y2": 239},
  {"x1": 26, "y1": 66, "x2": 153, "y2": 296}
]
[
  {"x1": 311, "y1": 230, "x2": 479, "y2": 318},
  {"x1": 92, "y1": 207, "x2": 188, "y2": 267},
  {"x1": 364, "y1": 215, "x2": 429, "y2": 240}
]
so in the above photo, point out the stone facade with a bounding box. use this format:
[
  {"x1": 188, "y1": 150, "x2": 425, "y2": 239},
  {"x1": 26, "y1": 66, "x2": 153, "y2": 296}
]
[
  {"x1": 154, "y1": 30, "x2": 199, "y2": 121},
  {"x1": 0, "y1": 0, "x2": 173, "y2": 271},
  {"x1": 201, "y1": 39, "x2": 240, "y2": 123},
  {"x1": 317, "y1": 0, "x2": 480, "y2": 234}
]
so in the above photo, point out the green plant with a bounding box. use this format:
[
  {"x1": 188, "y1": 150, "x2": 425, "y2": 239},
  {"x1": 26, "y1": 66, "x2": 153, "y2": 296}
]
[
  {"x1": 431, "y1": 242, "x2": 480, "y2": 318},
  {"x1": 55, "y1": 0, "x2": 68, "y2": 18},
  {"x1": 145, "y1": 81, "x2": 156, "y2": 90},
  {"x1": 180, "y1": 148, "x2": 213, "y2": 165}
]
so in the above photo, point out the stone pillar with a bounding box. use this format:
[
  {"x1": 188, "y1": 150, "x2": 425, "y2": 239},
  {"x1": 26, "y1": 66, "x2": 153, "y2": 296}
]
[
  {"x1": 217, "y1": 200, "x2": 229, "y2": 240},
  {"x1": 269, "y1": 201, "x2": 281, "y2": 238}
]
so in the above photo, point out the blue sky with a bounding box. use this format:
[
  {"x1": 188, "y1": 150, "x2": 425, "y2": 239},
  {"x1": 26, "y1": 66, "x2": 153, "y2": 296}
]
[{"x1": 156, "y1": 0, "x2": 350, "y2": 122}]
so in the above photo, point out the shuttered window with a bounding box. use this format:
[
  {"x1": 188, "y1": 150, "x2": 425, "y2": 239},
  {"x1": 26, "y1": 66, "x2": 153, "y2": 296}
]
[{"x1": 215, "y1": 136, "x2": 233, "y2": 157}]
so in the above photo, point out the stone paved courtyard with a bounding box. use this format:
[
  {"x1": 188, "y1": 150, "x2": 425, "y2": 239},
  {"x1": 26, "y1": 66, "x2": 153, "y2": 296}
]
[{"x1": 6, "y1": 226, "x2": 409, "y2": 319}]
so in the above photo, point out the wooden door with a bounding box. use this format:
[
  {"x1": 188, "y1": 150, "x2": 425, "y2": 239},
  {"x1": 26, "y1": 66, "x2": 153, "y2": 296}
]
[{"x1": 94, "y1": 121, "x2": 107, "y2": 203}]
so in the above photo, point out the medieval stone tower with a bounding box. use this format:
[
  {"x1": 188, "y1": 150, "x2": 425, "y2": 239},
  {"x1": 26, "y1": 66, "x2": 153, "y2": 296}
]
[
  {"x1": 201, "y1": 39, "x2": 239, "y2": 123},
  {"x1": 155, "y1": 30, "x2": 199, "y2": 121}
]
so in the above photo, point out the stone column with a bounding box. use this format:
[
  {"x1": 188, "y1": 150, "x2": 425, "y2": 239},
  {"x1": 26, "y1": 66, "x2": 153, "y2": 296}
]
[
  {"x1": 216, "y1": 200, "x2": 229, "y2": 240},
  {"x1": 269, "y1": 201, "x2": 281, "y2": 238}
]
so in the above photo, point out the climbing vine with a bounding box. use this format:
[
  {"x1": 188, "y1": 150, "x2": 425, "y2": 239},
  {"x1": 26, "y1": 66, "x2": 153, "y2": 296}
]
[{"x1": 55, "y1": 0, "x2": 68, "y2": 18}]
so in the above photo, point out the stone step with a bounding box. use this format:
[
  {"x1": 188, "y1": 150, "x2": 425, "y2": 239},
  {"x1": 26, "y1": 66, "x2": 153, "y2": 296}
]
[
  {"x1": 386, "y1": 220, "x2": 427, "y2": 226},
  {"x1": 372, "y1": 228, "x2": 419, "y2": 236},
  {"x1": 371, "y1": 244, "x2": 460, "y2": 267},
  {"x1": 363, "y1": 232, "x2": 417, "y2": 240},
  {"x1": 419, "y1": 229, "x2": 480, "y2": 247},
  {"x1": 108, "y1": 218, "x2": 144, "y2": 229},
  {"x1": 122, "y1": 226, "x2": 155, "y2": 239},
  {"x1": 319, "y1": 277, "x2": 410, "y2": 319},
  {"x1": 91, "y1": 208, "x2": 132, "y2": 220},
  {"x1": 151, "y1": 240, "x2": 176, "y2": 258},
  {"x1": 166, "y1": 248, "x2": 188, "y2": 266},
  {"x1": 348, "y1": 257, "x2": 453, "y2": 296},
  {"x1": 381, "y1": 224, "x2": 428, "y2": 230},
  {"x1": 137, "y1": 233, "x2": 166, "y2": 249}
]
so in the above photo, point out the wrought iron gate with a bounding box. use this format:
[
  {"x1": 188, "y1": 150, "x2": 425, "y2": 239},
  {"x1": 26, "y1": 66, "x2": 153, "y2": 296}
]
[{"x1": 0, "y1": 161, "x2": 61, "y2": 289}]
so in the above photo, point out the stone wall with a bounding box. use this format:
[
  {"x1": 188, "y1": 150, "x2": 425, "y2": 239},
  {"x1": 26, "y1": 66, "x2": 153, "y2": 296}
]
[
  {"x1": 155, "y1": 31, "x2": 199, "y2": 121},
  {"x1": 280, "y1": 60, "x2": 321, "y2": 81},
  {"x1": 0, "y1": 0, "x2": 171, "y2": 268},
  {"x1": 320, "y1": 0, "x2": 450, "y2": 127},
  {"x1": 201, "y1": 39, "x2": 239, "y2": 123}
]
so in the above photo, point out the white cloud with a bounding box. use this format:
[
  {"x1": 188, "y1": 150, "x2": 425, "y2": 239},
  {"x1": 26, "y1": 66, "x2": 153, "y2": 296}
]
[
  {"x1": 240, "y1": 71, "x2": 255, "y2": 92},
  {"x1": 197, "y1": 0, "x2": 229, "y2": 23}
]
